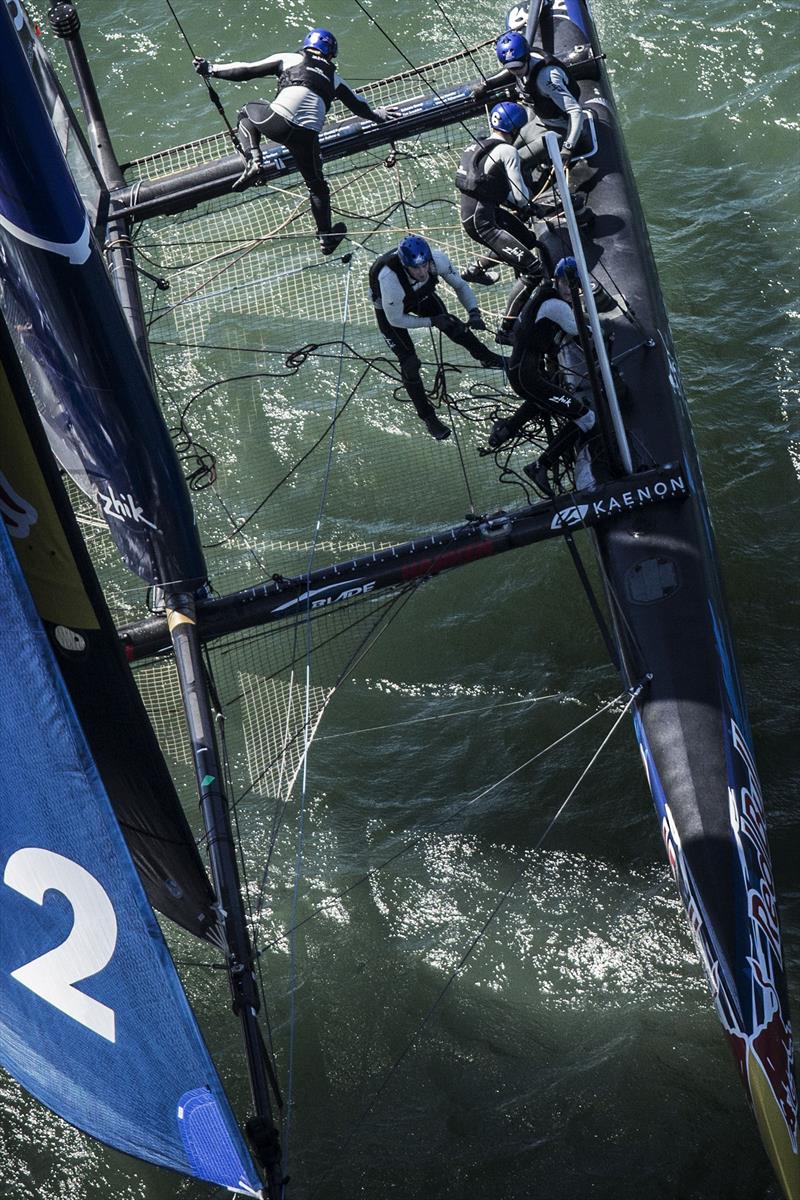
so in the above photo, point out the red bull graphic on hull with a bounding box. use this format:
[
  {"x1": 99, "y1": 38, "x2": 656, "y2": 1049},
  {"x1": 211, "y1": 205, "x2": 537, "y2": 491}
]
[{"x1": 640, "y1": 702, "x2": 800, "y2": 1199}]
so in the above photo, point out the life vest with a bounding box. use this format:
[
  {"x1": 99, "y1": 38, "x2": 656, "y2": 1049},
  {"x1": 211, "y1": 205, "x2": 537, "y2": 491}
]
[
  {"x1": 509, "y1": 283, "x2": 575, "y2": 374},
  {"x1": 369, "y1": 251, "x2": 439, "y2": 312},
  {"x1": 278, "y1": 52, "x2": 336, "y2": 110},
  {"x1": 516, "y1": 51, "x2": 581, "y2": 120},
  {"x1": 455, "y1": 138, "x2": 509, "y2": 204}
]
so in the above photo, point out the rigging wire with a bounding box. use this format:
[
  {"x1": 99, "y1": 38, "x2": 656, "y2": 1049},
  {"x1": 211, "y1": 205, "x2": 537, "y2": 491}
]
[
  {"x1": 261, "y1": 686, "x2": 636, "y2": 952},
  {"x1": 163, "y1": 0, "x2": 243, "y2": 155},
  {"x1": 306, "y1": 681, "x2": 645, "y2": 1198}
]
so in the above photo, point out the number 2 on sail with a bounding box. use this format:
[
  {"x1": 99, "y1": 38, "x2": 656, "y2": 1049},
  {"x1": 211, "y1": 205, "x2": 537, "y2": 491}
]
[{"x1": 3, "y1": 848, "x2": 118, "y2": 1042}]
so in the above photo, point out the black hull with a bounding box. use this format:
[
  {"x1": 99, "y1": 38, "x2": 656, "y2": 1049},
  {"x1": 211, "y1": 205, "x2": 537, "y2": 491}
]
[{"x1": 534, "y1": 1, "x2": 798, "y2": 1192}]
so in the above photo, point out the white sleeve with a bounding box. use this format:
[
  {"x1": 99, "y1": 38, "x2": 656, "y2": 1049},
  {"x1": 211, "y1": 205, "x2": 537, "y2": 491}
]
[
  {"x1": 433, "y1": 251, "x2": 478, "y2": 313},
  {"x1": 537, "y1": 297, "x2": 579, "y2": 335},
  {"x1": 378, "y1": 268, "x2": 431, "y2": 329},
  {"x1": 492, "y1": 143, "x2": 530, "y2": 208},
  {"x1": 540, "y1": 66, "x2": 584, "y2": 147}
]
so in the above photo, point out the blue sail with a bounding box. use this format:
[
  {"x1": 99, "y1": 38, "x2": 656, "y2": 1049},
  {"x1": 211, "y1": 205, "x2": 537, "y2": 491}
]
[
  {"x1": 0, "y1": 1, "x2": 206, "y2": 591},
  {"x1": 0, "y1": 519, "x2": 261, "y2": 1196}
]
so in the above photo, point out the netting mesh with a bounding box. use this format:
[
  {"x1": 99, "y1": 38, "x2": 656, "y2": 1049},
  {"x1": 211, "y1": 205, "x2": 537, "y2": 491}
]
[
  {"x1": 74, "y1": 46, "x2": 555, "y2": 830},
  {"x1": 123, "y1": 44, "x2": 495, "y2": 183}
]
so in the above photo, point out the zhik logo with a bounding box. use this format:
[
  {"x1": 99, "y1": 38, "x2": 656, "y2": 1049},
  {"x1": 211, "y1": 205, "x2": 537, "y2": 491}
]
[{"x1": 97, "y1": 486, "x2": 158, "y2": 530}]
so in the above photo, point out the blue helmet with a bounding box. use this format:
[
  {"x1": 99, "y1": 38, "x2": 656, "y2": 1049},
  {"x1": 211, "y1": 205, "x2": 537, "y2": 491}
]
[
  {"x1": 490, "y1": 101, "x2": 527, "y2": 135},
  {"x1": 397, "y1": 234, "x2": 432, "y2": 268},
  {"x1": 303, "y1": 28, "x2": 338, "y2": 58},
  {"x1": 495, "y1": 30, "x2": 530, "y2": 68},
  {"x1": 554, "y1": 255, "x2": 578, "y2": 280}
]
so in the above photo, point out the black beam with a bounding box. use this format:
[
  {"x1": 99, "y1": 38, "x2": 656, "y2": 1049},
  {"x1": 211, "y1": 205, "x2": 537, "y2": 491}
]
[
  {"x1": 121, "y1": 465, "x2": 689, "y2": 660},
  {"x1": 112, "y1": 83, "x2": 498, "y2": 222}
]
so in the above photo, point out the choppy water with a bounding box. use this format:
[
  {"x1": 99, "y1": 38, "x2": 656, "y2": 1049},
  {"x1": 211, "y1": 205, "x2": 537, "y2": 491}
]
[{"x1": 2, "y1": 0, "x2": 798, "y2": 1198}]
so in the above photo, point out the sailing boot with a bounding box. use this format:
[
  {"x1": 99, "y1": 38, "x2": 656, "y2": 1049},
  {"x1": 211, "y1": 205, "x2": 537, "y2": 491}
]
[
  {"x1": 461, "y1": 261, "x2": 500, "y2": 286},
  {"x1": 423, "y1": 412, "x2": 452, "y2": 440},
  {"x1": 523, "y1": 458, "x2": 554, "y2": 496},
  {"x1": 232, "y1": 149, "x2": 264, "y2": 191},
  {"x1": 319, "y1": 222, "x2": 348, "y2": 256}
]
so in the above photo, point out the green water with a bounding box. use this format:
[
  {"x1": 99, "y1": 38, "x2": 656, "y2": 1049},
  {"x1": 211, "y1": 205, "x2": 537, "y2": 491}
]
[{"x1": 2, "y1": 1, "x2": 798, "y2": 1197}]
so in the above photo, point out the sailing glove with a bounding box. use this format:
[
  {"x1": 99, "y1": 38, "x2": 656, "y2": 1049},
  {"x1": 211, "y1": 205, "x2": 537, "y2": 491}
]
[
  {"x1": 431, "y1": 312, "x2": 465, "y2": 337},
  {"x1": 373, "y1": 105, "x2": 403, "y2": 122},
  {"x1": 467, "y1": 308, "x2": 486, "y2": 330},
  {"x1": 471, "y1": 82, "x2": 489, "y2": 102},
  {"x1": 193, "y1": 57, "x2": 212, "y2": 76}
]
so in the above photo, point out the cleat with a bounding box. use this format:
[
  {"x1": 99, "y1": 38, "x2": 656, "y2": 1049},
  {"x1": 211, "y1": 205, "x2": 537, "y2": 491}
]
[
  {"x1": 494, "y1": 328, "x2": 515, "y2": 347},
  {"x1": 523, "y1": 460, "x2": 554, "y2": 496},
  {"x1": 461, "y1": 263, "x2": 500, "y2": 286},
  {"x1": 319, "y1": 222, "x2": 348, "y2": 256},
  {"x1": 423, "y1": 413, "x2": 451, "y2": 441}
]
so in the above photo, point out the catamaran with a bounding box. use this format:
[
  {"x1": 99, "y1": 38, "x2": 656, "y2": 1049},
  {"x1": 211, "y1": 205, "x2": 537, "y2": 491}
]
[{"x1": 0, "y1": 0, "x2": 796, "y2": 1197}]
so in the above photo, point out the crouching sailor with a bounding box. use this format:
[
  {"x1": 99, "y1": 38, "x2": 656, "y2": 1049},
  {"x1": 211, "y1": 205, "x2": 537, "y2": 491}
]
[
  {"x1": 488, "y1": 257, "x2": 596, "y2": 493},
  {"x1": 456, "y1": 102, "x2": 544, "y2": 339},
  {"x1": 193, "y1": 29, "x2": 399, "y2": 254},
  {"x1": 370, "y1": 235, "x2": 504, "y2": 441}
]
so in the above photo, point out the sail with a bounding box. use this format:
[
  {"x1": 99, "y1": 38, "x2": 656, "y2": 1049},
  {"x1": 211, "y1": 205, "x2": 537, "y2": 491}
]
[
  {"x1": 0, "y1": 2, "x2": 205, "y2": 591},
  {"x1": 0, "y1": 516, "x2": 261, "y2": 1196},
  {"x1": 0, "y1": 313, "x2": 219, "y2": 942}
]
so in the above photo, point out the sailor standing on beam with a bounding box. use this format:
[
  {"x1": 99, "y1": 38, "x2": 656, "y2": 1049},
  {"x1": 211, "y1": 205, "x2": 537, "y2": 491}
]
[
  {"x1": 193, "y1": 29, "x2": 399, "y2": 255},
  {"x1": 370, "y1": 235, "x2": 504, "y2": 441}
]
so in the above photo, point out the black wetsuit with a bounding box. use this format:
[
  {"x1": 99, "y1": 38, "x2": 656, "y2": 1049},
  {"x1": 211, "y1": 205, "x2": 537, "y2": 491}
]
[
  {"x1": 491, "y1": 285, "x2": 593, "y2": 466},
  {"x1": 369, "y1": 250, "x2": 502, "y2": 426},
  {"x1": 207, "y1": 50, "x2": 377, "y2": 235}
]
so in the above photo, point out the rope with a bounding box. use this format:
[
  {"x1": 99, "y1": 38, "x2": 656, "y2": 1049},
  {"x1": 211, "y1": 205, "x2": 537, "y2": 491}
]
[{"x1": 163, "y1": 0, "x2": 243, "y2": 154}]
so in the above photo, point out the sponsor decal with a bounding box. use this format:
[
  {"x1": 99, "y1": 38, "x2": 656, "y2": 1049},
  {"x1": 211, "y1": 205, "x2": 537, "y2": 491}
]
[
  {"x1": 96, "y1": 486, "x2": 158, "y2": 530},
  {"x1": 728, "y1": 718, "x2": 798, "y2": 1147},
  {"x1": 273, "y1": 579, "x2": 377, "y2": 613},
  {"x1": 0, "y1": 211, "x2": 91, "y2": 266},
  {"x1": 0, "y1": 471, "x2": 38, "y2": 538},
  {"x1": 588, "y1": 474, "x2": 686, "y2": 518},
  {"x1": 550, "y1": 470, "x2": 686, "y2": 530},
  {"x1": 550, "y1": 503, "x2": 589, "y2": 529},
  {"x1": 653, "y1": 718, "x2": 798, "y2": 1155}
]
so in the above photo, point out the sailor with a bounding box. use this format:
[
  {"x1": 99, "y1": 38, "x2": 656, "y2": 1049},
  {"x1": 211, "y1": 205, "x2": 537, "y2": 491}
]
[
  {"x1": 370, "y1": 235, "x2": 505, "y2": 441},
  {"x1": 456, "y1": 100, "x2": 544, "y2": 336},
  {"x1": 193, "y1": 29, "x2": 399, "y2": 254},
  {"x1": 487, "y1": 256, "x2": 596, "y2": 493},
  {"x1": 472, "y1": 32, "x2": 589, "y2": 176}
]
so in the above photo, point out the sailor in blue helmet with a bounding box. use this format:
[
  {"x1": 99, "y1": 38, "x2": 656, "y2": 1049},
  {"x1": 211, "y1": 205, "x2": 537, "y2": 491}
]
[
  {"x1": 194, "y1": 30, "x2": 400, "y2": 254},
  {"x1": 369, "y1": 235, "x2": 504, "y2": 440},
  {"x1": 487, "y1": 256, "x2": 596, "y2": 494},
  {"x1": 472, "y1": 32, "x2": 589, "y2": 176},
  {"x1": 456, "y1": 100, "x2": 544, "y2": 335}
]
